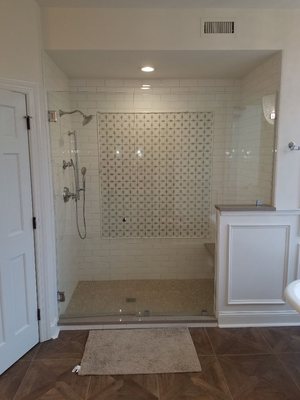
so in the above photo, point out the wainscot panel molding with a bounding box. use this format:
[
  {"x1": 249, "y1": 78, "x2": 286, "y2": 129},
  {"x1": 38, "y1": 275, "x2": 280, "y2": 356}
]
[{"x1": 216, "y1": 210, "x2": 300, "y2": 327}]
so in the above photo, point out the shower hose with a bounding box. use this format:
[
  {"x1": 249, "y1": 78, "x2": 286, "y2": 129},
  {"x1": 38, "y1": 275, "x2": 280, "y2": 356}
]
[{"x1": 73, "y1": 164, "x2": 87, "y2": 240}]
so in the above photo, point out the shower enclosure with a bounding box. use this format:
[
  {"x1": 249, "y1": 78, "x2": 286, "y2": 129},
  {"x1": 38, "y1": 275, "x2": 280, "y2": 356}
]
[{"x1": 48, "y1": 51, "x2": 281, "y2": 324}]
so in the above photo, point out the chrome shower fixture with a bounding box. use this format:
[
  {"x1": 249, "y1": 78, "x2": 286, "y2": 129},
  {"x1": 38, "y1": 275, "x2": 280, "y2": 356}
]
[
  {"x1": 59, "y1": 109, "x2": 94, "y2": 126},
  {"x1": 62, "y1": 129, "x2": 87, "y2": 240},
  {"x1": 62, "y1": 159, "x2": 74, "y2": 169}
]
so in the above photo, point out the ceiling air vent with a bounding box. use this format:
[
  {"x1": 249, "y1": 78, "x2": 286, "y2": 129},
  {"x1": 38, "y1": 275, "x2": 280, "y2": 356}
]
[{"x1": 203, "y1": 21, "x2": 235, "y2": 34}]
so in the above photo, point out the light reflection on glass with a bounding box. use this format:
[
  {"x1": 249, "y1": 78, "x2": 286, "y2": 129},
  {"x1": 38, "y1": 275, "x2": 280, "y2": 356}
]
[{"x1": 136, "y1": 148, "x2": 144, "y2": 158}]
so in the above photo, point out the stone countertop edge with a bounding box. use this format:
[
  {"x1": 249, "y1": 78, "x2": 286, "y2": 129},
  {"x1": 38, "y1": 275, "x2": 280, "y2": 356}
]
[{"x1": 215, "y1": 204, "x2": 276, "y2": 212}]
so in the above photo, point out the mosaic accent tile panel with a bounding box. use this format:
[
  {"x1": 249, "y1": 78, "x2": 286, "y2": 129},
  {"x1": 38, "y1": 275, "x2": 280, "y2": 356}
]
[{"x1": 98, "y1": 112, "x2": 213, "y2": 238}]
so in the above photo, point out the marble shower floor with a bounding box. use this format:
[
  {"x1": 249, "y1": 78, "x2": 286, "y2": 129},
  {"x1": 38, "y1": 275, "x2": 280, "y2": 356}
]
[{"x1": 61, "y1": 279, "x2": 214, "y2": 319}]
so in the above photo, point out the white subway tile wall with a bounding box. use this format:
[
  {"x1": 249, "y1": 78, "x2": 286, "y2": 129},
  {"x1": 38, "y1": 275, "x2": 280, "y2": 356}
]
[{"x1": 69, "y1": 79, "x2": 238, "y2": 281}]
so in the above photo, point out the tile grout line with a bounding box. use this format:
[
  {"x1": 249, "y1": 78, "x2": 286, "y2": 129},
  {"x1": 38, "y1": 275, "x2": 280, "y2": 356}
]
[
  {"x1": 156, "y1": 374, "x2": 160, "y2": 400},
  {"x1": 204, "y1": 328, "x2": 234, "y2": 400},
  {"x1": 84, "y1": 376, "x2": 92, "y2": 400},
  {"x1": 204, "y1": 328, "x2": 217, "y2": 356},
  {"x1": 211, "y1": 352, "x2": 276, "y2": 356},
  {"x1": 258, "y1": 329, "x2": 277, "y2": 355},
  {"x1": 82, "y1": 332, "x2": 91, "y2": 400},
  {"x1": 275, "y1": 353, "x2": 300, "y2": 394},
  {"x1": 12, "y1": 350, "x2": 37, "y2": 400},
  {"x1": 214, "y1": 358, "x2": 235, "y2": 400}
]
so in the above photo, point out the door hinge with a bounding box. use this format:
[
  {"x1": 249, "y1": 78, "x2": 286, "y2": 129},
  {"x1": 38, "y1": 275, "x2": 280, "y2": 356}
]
[
  {"x1": 57, "y1": 291, "x2": 66, "y2": 302},
  {"x1": 32, "y1": 217, "x2": 37, "y2": 230},
  {"x1": 24, "y1": 115, "x2": 32, "y2": 130},
  {"x1": 37, "y1": 308, "x2": 41, "y2": 321}
]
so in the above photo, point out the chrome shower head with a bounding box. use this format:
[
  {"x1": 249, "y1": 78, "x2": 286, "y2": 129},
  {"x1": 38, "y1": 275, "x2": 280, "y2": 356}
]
[
  {"x1": 59, "y1": 109, "x2": 94, "y2": 126},
  {"x1": 81, "y1": 167, "x2": 87, "y2": 176},
  {"x1": 82, "y1": 115, "x2": 93, "y2": 126}
]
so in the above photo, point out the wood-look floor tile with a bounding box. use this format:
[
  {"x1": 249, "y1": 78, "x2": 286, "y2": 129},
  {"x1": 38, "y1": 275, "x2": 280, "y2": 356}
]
[
  {"x1": 157, "y1": 356, "x2": 232, "y2": 400},
  {"x1": 0, "y1": 361, "x2": 30, "y2": 400},
  {"x1": 87, "y1": 374, "x2": 159, "y2": 400},
  {"x1": 260, "y1": 327, "x2": 300, "y2": 353},
  {"x1": 20, "y1": 344, "x2": 40, "y2": 361},
  {"x1": 206, "y1": 328, "x2": 272, "y2": 355},
  {"x1": 35, "y1": 330, "x2": 88, "y2": 360},
  {"x1": 278, "y1": 353, "x2": 300, "y2": 390},
  {"x1": 14, "y1": 358, "x2": 89, "y2": 400},
  {"x1": 189, "y1": 328, "x2": 214, "y2": 355},
  {"x1": 218, "y1": 354, "x2": 300, "y2": 400}
]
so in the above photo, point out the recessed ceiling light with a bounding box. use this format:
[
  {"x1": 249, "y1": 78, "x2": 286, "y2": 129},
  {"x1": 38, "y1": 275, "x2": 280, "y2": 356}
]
[
  {"x1": 141, "y1": 66, "x2": 155, "y2": 72},
  {"x1": 141, "y1": 84, "x2": 151, "y2": 90}
]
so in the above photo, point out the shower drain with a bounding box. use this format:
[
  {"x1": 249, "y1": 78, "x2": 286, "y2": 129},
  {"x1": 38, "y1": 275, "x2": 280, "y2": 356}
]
[{"x1": 126, "y1": 297, "x2": 136, "y2": 303}]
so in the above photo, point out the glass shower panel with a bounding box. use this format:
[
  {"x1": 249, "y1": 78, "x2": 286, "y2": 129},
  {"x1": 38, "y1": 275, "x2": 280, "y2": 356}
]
[
  {"x1": 47, "y1": 52, "x2": 280, "y2": 323},
  {"x1": 47, "y1": 92, "x2": 81, "y2": 317},
  {"x1": 62, "y1": 111, "x2": 216, "y2": 320}
]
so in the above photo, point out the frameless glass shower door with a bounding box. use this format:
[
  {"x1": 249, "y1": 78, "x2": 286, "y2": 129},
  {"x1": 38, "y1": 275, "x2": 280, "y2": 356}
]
[{"x1": 47, "y1": 52, "x2": 280, "y2": 323}]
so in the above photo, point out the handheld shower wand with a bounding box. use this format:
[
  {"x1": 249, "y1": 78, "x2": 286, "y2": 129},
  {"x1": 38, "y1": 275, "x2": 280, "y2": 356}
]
[
  {"x1": 75, "y1": 166, "x2": 87, "y2": 240},
  {"x1": 62, "y1": 130, "x2": 87, "y2": 239}
]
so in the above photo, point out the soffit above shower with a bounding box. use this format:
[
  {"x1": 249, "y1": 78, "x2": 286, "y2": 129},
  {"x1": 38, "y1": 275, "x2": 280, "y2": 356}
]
[
  {"x1": 37, "y1": 0, "x2": 300, "y2": 9},
  {"x1": 46, "y1": 49, "x2": 278, "y2": 79}
]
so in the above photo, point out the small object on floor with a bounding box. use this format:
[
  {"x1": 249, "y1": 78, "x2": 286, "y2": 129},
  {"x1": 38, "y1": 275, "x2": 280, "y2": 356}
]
[
  {"x1": 72, "y1": 365, "x2": 81, "y2": 374},
  {"x1": 79, "y1": 328, "x2": 201, "y2": 375}
]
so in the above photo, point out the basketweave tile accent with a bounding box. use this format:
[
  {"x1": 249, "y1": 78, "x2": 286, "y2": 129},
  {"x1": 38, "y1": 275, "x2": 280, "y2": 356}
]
[{"x1": 98, "y1": 112, "x2": 213, "y2": 238}]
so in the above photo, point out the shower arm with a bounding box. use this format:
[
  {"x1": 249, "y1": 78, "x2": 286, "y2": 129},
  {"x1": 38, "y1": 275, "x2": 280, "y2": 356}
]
[
  {"x1": 59, "y1": 109, "x2": 85, "y2": 118},
  {"x1": 59, "y1": 109, "x2": 94, "y2": 126}
]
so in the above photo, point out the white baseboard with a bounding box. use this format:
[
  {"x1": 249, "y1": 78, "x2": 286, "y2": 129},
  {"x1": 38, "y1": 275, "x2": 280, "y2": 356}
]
[
  {"x1": 218, "y1": 310, "x2": 300, "y2": 327},
  {"x1": 50, "y1": 318, "x2": 60, "y2": 339}
]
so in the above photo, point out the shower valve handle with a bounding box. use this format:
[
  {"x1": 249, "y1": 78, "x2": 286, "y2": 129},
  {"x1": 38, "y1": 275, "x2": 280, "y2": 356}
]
[
  {"x1": 63, "y1": 187, "x2": 77, "y2": 202},
  {"x1": 288, "y1": 141, "x2": 300, "y2": 151}
]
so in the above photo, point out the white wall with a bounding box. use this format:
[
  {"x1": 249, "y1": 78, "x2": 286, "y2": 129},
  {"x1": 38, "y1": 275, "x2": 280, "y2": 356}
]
[
  {"x1": 43, "y1": 52, "x2": 70, "y2": 92},
  {"x1": 0, "y1": 0, "x2": 58, "y2": 339},
  {"x1": 0, "y1": 0, "x2": 43, "y2": 82},
  {"x1": 41, "y1": 7, "x2": 300, "y2": 210},
  {"x1": 42, "y1": 8, "x2": 287, "y2": 51}
]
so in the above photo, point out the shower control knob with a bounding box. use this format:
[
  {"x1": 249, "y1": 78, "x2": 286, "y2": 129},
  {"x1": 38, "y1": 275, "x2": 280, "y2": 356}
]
[
  {"x1": 288, "y1": 141, "x2": 300, "y2": 151},
  {"x1": 122, "y1": 217, "x2": 127, "y2": 222},
  {"x1": 63, "y1": 187, "x2": 76, "y2": 202}
]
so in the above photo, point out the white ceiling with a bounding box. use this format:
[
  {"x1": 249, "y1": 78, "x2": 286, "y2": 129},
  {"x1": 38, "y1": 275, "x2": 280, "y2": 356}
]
[
  {"x1": 47, "y1": 50, "x2": 278, "y2": 79},
  {"x1": 37, "y1": 0, "x2": 300, "y2": 8}
]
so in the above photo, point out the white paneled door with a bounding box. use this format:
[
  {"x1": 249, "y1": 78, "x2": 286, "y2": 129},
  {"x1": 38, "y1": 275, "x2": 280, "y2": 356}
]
[{"x1": 0, "y1": 89, "x2": 39, "y2": 374}]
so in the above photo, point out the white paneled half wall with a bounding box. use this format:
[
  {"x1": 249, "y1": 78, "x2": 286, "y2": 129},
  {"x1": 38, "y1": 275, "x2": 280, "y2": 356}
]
[{"x1": 216, "y1": 210, "x2": 300, "y2": 327}]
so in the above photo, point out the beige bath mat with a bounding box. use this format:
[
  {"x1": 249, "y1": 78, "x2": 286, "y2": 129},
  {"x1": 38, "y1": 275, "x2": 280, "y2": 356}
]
[{"x1": 79, "y1": 328, "x2": 201, "y2": 375}]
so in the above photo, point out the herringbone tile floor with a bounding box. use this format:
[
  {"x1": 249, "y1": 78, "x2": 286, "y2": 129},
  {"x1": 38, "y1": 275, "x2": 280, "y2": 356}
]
[{"x1": 1, "y1": 327, "x2": 300, "y2": 399}]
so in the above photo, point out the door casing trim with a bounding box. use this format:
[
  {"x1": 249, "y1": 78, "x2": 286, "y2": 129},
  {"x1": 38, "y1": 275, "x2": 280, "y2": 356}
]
[{"x1": 0, "y1": 78, "x2": 59, "y2": 341}]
